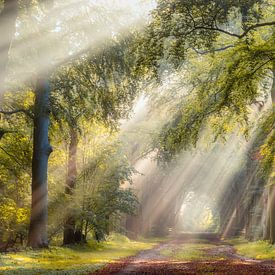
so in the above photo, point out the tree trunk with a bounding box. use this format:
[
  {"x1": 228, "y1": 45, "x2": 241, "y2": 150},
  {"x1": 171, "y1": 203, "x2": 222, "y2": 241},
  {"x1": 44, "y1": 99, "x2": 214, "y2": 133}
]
[
  {"x1": 271, "y1": 69, "x2": 275, "y2": 104},
  {"x1": 263, "y1": 187, "x2": 270, "y2": 240},
  {"x1": 27, "y1": 77, "x2": 52, "y2": 248},
  {"x1": 0, "y1": 0, "x2": 18, "y2": 94},
  {"x1": 63, "y1": 128, "x2": 78, "y2": 245},
  {"x1": 269, "y1": 185, "x2": 275, "y2": 244},
  {"x1": 267, "y1": 69, "x2": 275, "y2": 243}
]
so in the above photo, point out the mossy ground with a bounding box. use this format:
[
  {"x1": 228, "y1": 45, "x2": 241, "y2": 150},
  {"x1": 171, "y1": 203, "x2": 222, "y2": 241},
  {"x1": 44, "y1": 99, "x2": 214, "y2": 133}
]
[
  {"x1": 229, "y1": 238, "x2": 275, "y2": 260},
  {"x1": 0, "y1": 233, "x2": 160, "y2": 275},
  {"x1": 159, "y1": 242, "x2": 224, "y2": 261},
  {"x1": 160, "y1": 238, "x2": 275, "y2": 262}
]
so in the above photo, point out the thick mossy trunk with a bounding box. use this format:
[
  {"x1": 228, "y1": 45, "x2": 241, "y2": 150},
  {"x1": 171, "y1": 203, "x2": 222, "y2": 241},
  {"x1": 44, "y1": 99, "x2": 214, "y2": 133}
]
[
  {"x1": 63, "y1": 128, "x2": 78, "y2": 245},
  {"x1": 28, "y1": 77, "x2": 52, "y2": 248},
  {"x1": 0, "y1": 0, "x2": 18, "y2": 94}
]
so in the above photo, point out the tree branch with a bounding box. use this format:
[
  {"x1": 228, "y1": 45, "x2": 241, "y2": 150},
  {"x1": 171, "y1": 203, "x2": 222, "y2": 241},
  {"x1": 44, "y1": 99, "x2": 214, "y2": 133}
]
[
  {"x1": 239, "y1": 21, "x2": 275, "y2": 38},
  {"x1": 0, "y1": 145, "x2": 22, "y2": 166},
  {"x1": 0, "y1": 128, "x2": 16, "y2": 140},
  {"x1": 189, "y1": 21, "x2": 275, "y2": 39},
  {"x1": 0, "y1": 108, "x2": 33, "y2": 118},
  {"x1": 191, "y1": 45, "x2": 234, "y2": 55},
  {"x1": 192, "y1": 26, "x2": 241, "y2": 38}
]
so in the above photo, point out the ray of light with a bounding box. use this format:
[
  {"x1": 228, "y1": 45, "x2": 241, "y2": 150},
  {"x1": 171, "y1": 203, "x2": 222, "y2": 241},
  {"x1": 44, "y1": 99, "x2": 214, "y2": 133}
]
[{"x1": 1, "y1": 0, "x2": 156, "y2": 92}]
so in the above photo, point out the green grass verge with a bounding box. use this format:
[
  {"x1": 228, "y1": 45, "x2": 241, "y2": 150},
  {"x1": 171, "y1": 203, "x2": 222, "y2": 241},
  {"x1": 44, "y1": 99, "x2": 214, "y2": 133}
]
[
  {"x1": 229, "y1": 238, "x2": 275, "y2": 260},
  {"x1": 0, "y1": 233, "x2": 159, "y2": 275},
  {"x1": 160, "y1": 243, "x2": 223, "y2": 261}
]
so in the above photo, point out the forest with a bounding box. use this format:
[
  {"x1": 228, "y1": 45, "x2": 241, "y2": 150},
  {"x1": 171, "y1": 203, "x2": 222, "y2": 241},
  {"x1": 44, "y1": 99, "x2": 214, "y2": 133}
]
[{"x1": 0, "y1": 0, "x2": 274, "y2": 274}]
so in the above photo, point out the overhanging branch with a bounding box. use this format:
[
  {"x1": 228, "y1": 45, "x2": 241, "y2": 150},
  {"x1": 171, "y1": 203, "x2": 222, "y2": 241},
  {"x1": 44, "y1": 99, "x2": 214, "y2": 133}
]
[
  {"x1": 0, "y1": 108, "x2": 33, "y2": 118},
  {"x1": 188, "y1": 21, "x2": 275, "y2": 39},
  {"x1": 191, "y1": 45, "x2": 234, "y2": 55}
]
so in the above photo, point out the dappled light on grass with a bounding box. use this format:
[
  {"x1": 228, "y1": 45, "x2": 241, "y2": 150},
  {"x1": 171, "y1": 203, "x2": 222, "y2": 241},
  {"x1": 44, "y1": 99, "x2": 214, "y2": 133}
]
[
  {"x1": 160, "y1": 243, "x2": 219, "y2": 261},
  {"x1": 0, "y1": 233, "x2": 158, "y2": 274},
  {"x1": 229, "y1": 238, "x2": 275, "y2": 260}
]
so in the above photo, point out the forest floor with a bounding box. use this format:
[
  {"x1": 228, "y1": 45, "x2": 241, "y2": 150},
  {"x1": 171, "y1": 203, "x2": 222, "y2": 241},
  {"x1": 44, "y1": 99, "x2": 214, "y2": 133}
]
[
  {"x1": 94, "y1": 233, "x2": 275, "y2": 274},
  {"x1": 0, "y1": 234, "x2": 161, "y2": 274}
]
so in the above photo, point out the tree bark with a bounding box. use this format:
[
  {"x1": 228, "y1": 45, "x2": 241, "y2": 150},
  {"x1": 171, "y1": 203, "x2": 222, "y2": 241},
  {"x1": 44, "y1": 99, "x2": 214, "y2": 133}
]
[
  {"x1": 27, "y1": 77, "x2": 52, "y2": 248},
  {"x1": 63, "y1": 127, "x2": 78, "y2": 245},
  {"x1": 0, "y1": 0, "x2": 18, "y2": 94}
]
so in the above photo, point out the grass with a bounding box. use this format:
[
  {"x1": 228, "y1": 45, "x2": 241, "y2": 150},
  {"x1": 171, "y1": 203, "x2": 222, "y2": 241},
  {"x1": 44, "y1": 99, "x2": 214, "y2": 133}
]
[
  {"x1": 160, "y1": 243, "x2": 222, "y2": 261},
  {"x1": 229, "y1": 238, "x2": 275, "y2": 260},
  {"x1": 0, "y1": 233, "x2": 160, "y2": 275}
]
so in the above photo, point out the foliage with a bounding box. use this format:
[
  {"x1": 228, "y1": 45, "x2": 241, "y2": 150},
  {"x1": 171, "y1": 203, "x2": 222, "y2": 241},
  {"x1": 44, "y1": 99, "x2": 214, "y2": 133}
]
[
  {"x1": 0, "y1": 91, "x2": 33, "y2": 246},
  {"x1": 255, "y1": 107, "x2": 275, "y2": 179},
  {"x1": 65, "y1": 124, "x2": 139, "y2": 241},
  {"x1": 134, "y1": 0, "x2": 269, "y2": 77},
  {"x1": 50, "y1": 37, "x2": 139, "y2": 133},
  {"x1": 155, "y1": 37, "x2": 275, "y2": 161}
]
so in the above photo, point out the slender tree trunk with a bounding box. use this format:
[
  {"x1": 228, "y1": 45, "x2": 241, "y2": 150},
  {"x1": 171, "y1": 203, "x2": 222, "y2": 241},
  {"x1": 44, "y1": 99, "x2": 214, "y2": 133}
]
[
  {"x1": 84, "y1": 220, "x2": 89, "y2": 240},
  {"x1": 0, "y1": 0, "x2": 18, "y2": 94},
  {"x1": 271, "y1": 69, "x2": 275, "y2": 104},
  {"x1": 267, "y1": 69, "x2": 275, "y2": 243},
  {"x1": 269, "y1": 185, "x2": 275, "y2": 244},
  {"x1": 28, "y1": 77, "x2": 52, "y2": 248},
  {"x1": 263, "y1": 187, "x2": 270, "y2": 240},
  {"x1": 63, "y1": 128, "x2": 78, "y2": 245}
]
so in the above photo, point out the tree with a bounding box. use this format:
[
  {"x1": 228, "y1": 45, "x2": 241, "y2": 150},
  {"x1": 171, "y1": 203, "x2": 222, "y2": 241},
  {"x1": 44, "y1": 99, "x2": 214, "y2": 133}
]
[
  {"x1": 0, "y1": 0, "x2": 18, "y2": 94},
  {"x1": 72, "y1": 128, "x2": 138, "y2": 242},
  {"x1": 0, "y1": 0, "x2": 19, "y2": 140},
  {"x1": 27, "y1": 77, "x2": 53, "y2": 248},
  {"x1": 134, "y1": 0, "x2": 275, "y2": 242},
  {"x1": 51, "y1": 38, "x2": 138, "y2": 244},
  {"x1": 134, "y1": 0, "x2": 274, "y2": 163}
]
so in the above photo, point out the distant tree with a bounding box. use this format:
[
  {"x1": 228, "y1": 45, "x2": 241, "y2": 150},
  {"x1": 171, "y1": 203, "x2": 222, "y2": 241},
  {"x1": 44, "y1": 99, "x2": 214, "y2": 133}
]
[
  {"x1": 0, "y1": 0, "x2": 18, "y2": 95},
  {"x1": 51, "y1": 38, "x2": 138, "y2": 244},
  {"x1": 71, "y1": 129, "x2": 138, "y2": 242}
]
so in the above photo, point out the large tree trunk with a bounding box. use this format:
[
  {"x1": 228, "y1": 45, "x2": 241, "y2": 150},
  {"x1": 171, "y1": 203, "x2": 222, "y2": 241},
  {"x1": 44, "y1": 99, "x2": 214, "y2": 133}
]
[
  {"x1": 0, "y1": 0, "x2": 18, "y2": 94},
  {"x1": 63, "y1": 128, "x2": 78, "y2": 245},
  {"x1": 27, "y1": 77, "x2": 52, "y2": 248}
]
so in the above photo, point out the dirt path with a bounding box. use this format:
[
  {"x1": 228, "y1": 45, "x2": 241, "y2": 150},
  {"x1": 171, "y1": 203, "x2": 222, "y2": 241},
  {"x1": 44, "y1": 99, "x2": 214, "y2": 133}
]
[{"x1": 93, "y1": 234, "x2": 275, "y2": 274}]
